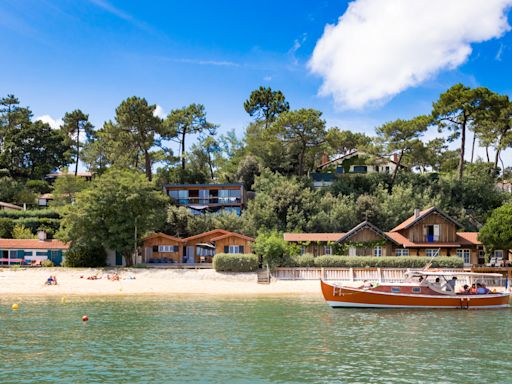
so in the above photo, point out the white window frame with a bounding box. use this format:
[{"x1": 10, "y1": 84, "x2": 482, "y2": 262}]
[
  {"x1": 324, "y1": 246, "x2": 333, "y2": 255},
  {"x1": 228, "y1": 245, "x2": 241, "y2": 254},
  {"x1": 395, "y1": 248, "x2": 409, "y2": 257},
  {"x1": 373, "y1": 246, "x2": 382, "y2": 257},
  {"x1": 425, "y1": 249, "x2": 439, "y2": 257},
  {"x1": 158, "y1": 245, "x2": 178, "y2": 253},
  {"x1": 348, "y1": 247, "x2": 357, "y2": 257},
  {"x1": 456, "y1": 249, "x2": 471, "y2": 265}
]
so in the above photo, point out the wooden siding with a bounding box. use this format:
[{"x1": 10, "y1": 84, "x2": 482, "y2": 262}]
[
  {"x1": 143, "y1": 236, "x2": 183, "y2": 262},
  {"x1": 215, "y1": 236, "x2": 253, "y2": 255},
  {"x1": 346, "y1": 228, "x2": 382, "y2": 242},
  {"x1": 400, "y1": 213, "x2": 458, "y2": 243}
]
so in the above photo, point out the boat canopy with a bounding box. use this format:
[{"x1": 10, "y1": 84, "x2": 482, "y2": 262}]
[{"x1": 405, "y1": 271, "x2": 503, "y2": 278}]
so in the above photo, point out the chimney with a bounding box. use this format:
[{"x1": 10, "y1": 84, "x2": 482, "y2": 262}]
[
  {"x1": 321, "y1": 153, "x2": 329, "y2": 165},
  {"x1": 37, "y1": 230, "x2": 47, "y2": 242},
  {"x1": 414, "y1": 209, "x2": 420, "y2": 218},
  {"x1": 393, "y1": 153, "x2": 398, "y2": 163}
]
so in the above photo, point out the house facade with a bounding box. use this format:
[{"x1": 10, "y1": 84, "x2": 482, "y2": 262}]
[
  {"x1": 311, "y1": 151, "x2": 406, "y2": 188},
  {"x1": 143, "y1": 229, "x2": 254, "y2": 264},
  {"x1": 165, "y1": 183, "x2": 246, "y2": 215},
  {"x1": 0, "y1": 237, "x2": 69, "y2": 266},
  {"x1": 284, "y1": 207, "x2": 504, "y2": 266}
]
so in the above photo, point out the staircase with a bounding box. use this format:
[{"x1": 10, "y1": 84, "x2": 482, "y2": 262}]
[{"x1": 257, "y1": 265, "x2": 271, "y2": 284}]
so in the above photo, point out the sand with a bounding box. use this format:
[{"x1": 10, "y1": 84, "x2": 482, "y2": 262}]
[{"x1": 0, "y1": 268, "x2": 324, "y2": 297}]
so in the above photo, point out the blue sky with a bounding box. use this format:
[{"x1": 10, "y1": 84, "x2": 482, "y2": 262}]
[{"x1": 1, "y1": 0, "x2": 512, "y2": 164}]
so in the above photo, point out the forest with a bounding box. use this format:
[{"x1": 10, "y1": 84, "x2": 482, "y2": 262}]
[{"x1": 1, "y1": 84, "x2": 511, "y2": 265}]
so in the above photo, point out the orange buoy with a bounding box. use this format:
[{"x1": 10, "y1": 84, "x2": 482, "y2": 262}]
[{"x1": 82, "y1": 315, "x2": 89, "y2": 322}]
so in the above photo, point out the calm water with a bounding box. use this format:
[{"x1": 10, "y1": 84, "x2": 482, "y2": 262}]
[{"x1": 0, "y1": 296, "x2": 511, "y2": 383}]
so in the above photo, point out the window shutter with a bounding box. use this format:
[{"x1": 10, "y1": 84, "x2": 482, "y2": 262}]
[
  {"x1": 224, "y1": 245, "x2": 229, "y2": 254},
  {"x1": 239, "y1": 245, "x2": 244, "y2": 254}
]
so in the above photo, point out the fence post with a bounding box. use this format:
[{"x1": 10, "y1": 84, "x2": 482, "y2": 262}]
[
  {"x1": 321, "y1": 267, "x2": 325, "y2": 280},
  {"x1": 377, "y1": 268, "x2": 382, "y2": 283},
  {"x1": 349, "y1": 267, "x2": 354, "y2": 282}
]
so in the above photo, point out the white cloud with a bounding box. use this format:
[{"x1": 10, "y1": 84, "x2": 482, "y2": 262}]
[
  {"x1": 308, "y1": 0, "x2": 512, "y2": 109},
  {"x1": 153, "y1": 104, "x2": 166, "y2": 119},
  {"x1": 35, "y1": 115, "x2": 62, "y2": 129}
]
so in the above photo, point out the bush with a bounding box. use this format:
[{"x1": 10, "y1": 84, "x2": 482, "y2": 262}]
[
  {"x1": 63, "y1": 242, "x2": 107, "y2": 267},
  {"x1": 41, "y1": 260, "x2": 54, "y2": 267},
  {"x1": 253, "y1": 231, "x2": 291, "y2": 268},
  {"x1": 289, "y1": 254, "x2": 315, "y2": 267},
  {"x1": 313, "y1": 256, "x2": 463, "y2": 269},
  {"x1": 213, "y1": 253, "x2": 259, "y2": 272},
  {"x1": 0, "y1": 218, "x2": 14, "y2": 237}
]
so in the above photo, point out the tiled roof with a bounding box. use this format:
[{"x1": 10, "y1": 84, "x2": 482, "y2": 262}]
[
  {"x1": 384, "y1": 232, "x2": 414, "y2": 247},
  {"x1": 0, "y1": 239, "x2": 69, "y2": 250},
  {"x1": 457, "y1": 232, "x2": 481, "y2": 245},
  {"x1": 283, "y1": 233, "x2": 345, "y2": 242}
]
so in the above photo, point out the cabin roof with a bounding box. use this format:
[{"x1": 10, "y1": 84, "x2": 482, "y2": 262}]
[
  {"x1": 0, "y1": 239, "x2": 69, "y2": 250},
  {"x1": 143, "y1": 232, "x2": 185, "y2": 243},
  {"x1": 183, "y1": 229, "x2": 232, "y2": 241},
  {"x1": 390, "y1": 207, "x2": 463, "y2": 232},
  {"x1": 317, "y1": 150, "x2": 407, "y2": 170},
  {"x1": 0, "y1": 201, "x2": 23, "y2": 210},
  {"x1": 337, "y1": 221, "x2": 400, "y2": 245},
  {"x1": 210, "y1": 233, "x2": 255, "y2": 242},
  {"x1": 456, "y1": 232, "x2": 481, "y2": 245},
  {"x1": 283, "y1": 233, "x2": 345, "y2": 242}
]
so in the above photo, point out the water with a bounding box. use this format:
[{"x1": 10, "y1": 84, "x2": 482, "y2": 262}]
[{"x1": 1, "y1": 296, "x2": 511, "y2": 383}]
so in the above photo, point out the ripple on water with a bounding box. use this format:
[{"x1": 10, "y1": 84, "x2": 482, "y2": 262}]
[{"x1": 0, "y1": 296, "x2": 511, "y2": 383}]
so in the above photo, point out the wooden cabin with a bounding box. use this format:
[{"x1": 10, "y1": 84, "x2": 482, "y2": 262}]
[
  {"x1": 142, "y1": 229, "x2": 255, "y2": 264},
  {"x1": 337, "y1": 221, "x2": 399, "y2": 256},
  {"x1": 283, "y1": 233, "x2": 344, "y2": 256}
]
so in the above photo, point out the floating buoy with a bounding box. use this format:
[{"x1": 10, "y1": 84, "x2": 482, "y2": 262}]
[
  {"x1": 82, "y1": 315, "x2": 89, "y2": 322},
  {"x1": 11, "y1": 303, "x2": 19, "y2": 311}
]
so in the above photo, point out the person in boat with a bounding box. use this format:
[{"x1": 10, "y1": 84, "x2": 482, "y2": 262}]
[
  {"x1": 445, "y1": 276, "x2": 457, "y2": 292},
  {"x1": 431, "y1": 277, "x2": 442, "y2": 289},
  {"x1": 361, "y1": 280, "x2": 373, "y2": 289},
  {"x1": 476, "y1": 283, "x2": 490, "y2": 294},
  {"x1": 470, "y1": 283, "x2": 477, "y2": 294},
  {"x1": 459, "y1": 284, "x2": 470, "y2": 294}
]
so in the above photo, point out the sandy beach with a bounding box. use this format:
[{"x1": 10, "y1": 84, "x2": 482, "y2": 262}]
[{"x1": 0, "y1": 268, "x2": 323, "y2": 297}]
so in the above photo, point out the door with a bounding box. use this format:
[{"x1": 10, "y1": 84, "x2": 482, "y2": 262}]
[
  {"x1": 433, "y1": 225, "x2": 440, "y2": 241},
  {"x1": 115, "y1": 251, "x2": 123, "y2": 266},
  {"x1": 186, "y1": 246, "x2": 195, "y2": 263}
]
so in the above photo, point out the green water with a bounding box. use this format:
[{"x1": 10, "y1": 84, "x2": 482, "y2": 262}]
[{"x1": 0, "y1": 296, "x2": 511, "y2": 383}]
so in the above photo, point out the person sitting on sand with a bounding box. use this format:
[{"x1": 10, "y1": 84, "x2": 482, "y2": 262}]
[
  {"x1": 108, "y1": 273, "x2": 120, "y2": 281},
  {"x1": 46, "y1": 275, "x2": 57, "y2": 285},
  {"x1": 52, "y1": 275, "x2": 57, "y2": 285}
]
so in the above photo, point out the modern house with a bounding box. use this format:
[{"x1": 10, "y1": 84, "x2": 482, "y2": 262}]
[
  {"x1": 164, "y1": 183, "x2": 246, "y2": 215},
  {"x1": 143, "y1": 229, "x2": 254, "y2": 264},
  {"x1": 46, "y1": 171, "x2": 94, "y2": 183},
  {"x1": 37, "y1": 193, "x2": 54, "y2": 207},
  {"x1": 0, "y1": 202, "x2": 23, "y2": 211},
  {"x1": 0, "y1": 232, "x2": 69, "y2": 266},
  {"x1": 311, "y1": 151, "x2": 407, "y2": 188},
  {"x1": 284, "y1": 207, "x2": 505, "y2": 266}
]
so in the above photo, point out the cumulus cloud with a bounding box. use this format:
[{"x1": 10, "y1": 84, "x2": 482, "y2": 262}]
[
  {"x1": 36, "y1": 115, "x2": 62, "y2": 129},
  {"x1": 308, "y1": 0, "x2": 512, "y2": 109},
  {"x1": 153, "y1": 104, "x2": 166, "y2": 119}
]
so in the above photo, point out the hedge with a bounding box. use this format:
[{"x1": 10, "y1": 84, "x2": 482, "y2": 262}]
[
  {"x1": 289, "y1": 254, "x2": 315, "y2": 267},
  {"x1": 0, "y1": 209, "x2": 60, "y2": 219},
  {"x1": 213, "y1": 253, "x2": 259, "y2": 272},
  {"x1": 63, "y1": 243, "x2": 107, "y2": 267},
  {"x1": 291, "y1": 256, "x2": 464, "y2": 269},
  {"x1": 0, "y1": 217, "x2": 60, "y2": 238}
]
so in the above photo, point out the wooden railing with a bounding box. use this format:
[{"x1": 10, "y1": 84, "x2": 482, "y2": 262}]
[{"x1": 274, "y1": 268, "x2": 466, "y2": 282}]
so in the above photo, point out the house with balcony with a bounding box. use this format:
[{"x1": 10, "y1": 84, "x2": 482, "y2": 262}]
[
  {"x1": 284, "y1": 207, "x2": 506, "y2": 266},
  {"x1": 311, "y1": 151, "x2": 407, "y2": 188},
  {"x1": 165, "y1": 183, "x2": 246, "y2": 215}
]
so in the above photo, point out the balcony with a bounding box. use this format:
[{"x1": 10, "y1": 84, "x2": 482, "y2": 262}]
[
  {"x1": 171, "y1": 196, "x2": 242, "y2": 205},
  {"x1": 425, "y1": 235, "x2": 439, "y2": 243}
]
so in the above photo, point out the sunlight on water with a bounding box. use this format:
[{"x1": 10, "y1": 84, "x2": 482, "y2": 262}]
[{"x1": 0, "y1": 296, "x2": 511, "y2": 383}]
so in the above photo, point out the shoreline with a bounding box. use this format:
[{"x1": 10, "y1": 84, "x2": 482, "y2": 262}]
[{"x1": 0, "y1": 268, "x2": 324, "y2": 298}]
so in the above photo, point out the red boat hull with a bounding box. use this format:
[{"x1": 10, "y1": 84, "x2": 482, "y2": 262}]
[{"x1": 321, "y1": 280, "x2": 510, "y2": 309}]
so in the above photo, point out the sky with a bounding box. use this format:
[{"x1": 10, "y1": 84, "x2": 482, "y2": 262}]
[{"x1": 1, "y1": 0, "x2": 512, "y2": 166}]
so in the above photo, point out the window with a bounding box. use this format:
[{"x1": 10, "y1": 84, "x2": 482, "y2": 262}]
[
  {"x1": 353, "y1": 165, "x2": 368, "y2": 173},
  {"x1": 349, "y1": 247, "x2": 357, "y2": 257},
  {"x1": 324, "y1": 246, "x2": 333, "y2": 255},
  {"x1": 158, "y1": 245, "x2": 178, "y2": 253},
  {"x1": 494, "y1": 250, "x2": 504, "y2": 259},
  {"x1": 425, "y1": 249, "x2": 439, "y2": 257},
  {"x1": 300, "y1": 246, "x2": 305, "y2": 256},
  {"x1": 412, "y1": 287, "x2": 421, "y2": 293},
  {"x1": 373, "y1": 246, "x2": 382, "y2": 257},
  {"x1": 391, "y1": 287, "x2": 400, "y2": 293},
  {"x1": 395, "y1": 248, "x2": 409, "y2": 256},
  {"x1": 385, "y1": 166, "x2": 390, "y2": 173},
  {"x1": 424, "y1": 224, "x2": 440, "y2": 242},
  {"x1": 226, "y1": 245, "x2": 242, "y2": 254},
  {"x1": 456, "y1": 249, "x2": 471, "y2": 265}
]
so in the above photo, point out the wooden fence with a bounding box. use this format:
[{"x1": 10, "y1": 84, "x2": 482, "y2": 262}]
[{"x1": 274, "y1": 268, "x2": 466, "y2": 282}]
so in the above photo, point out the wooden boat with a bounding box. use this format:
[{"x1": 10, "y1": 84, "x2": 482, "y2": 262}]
[{"x1": 321, "y1": 271, "x2": 510, "y2": 309}]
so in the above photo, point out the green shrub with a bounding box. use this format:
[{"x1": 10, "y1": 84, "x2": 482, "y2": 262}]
[
  {"x1": 213, "y1": 253, "x2": 259, "y2": 272},
  {"x1": 0, "y1": 209, "x2": 60, "y2": 219},
  {"x1": 313, "y1": 256, "x2": 463, "y2": 268},
  {"x1": 0, "y1": 218, "x2": 14, "y2": 237},
  {"x1": 253, "y1": 231, "x2": 290, "y2": 268},
  {"x1": 289, "y1": 254, "x2": 315, "y2": 267},
  {"x1": 63, "y1": 242, "x2": 107, "y2": 267},
  {"x1": 41, "y1": 259, "x2": 54, "y2": 267}
]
